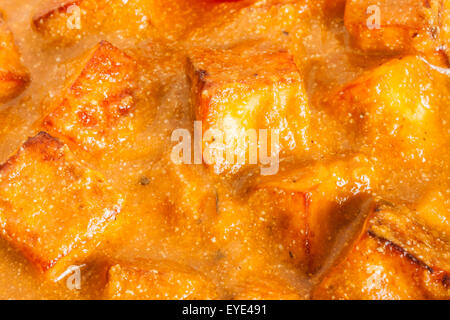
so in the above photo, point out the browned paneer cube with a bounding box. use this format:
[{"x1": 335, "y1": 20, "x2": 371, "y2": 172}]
[
  {"x1": 323, "y1": 56, "x2": 449, "y2": 164},
  {"x1": 313, "y1": 195, "x2": 450, "y2": 300},
  {"x1": 187, "y1": 45, "x2": 311, "y2": 175},
  {"x1": 33, "y1": 0, "x2": 213, "y2": 45},
  {"x1": 33, "y1": 0, "x2": 154, "y2": 45},
  {"x1": 248, "y1": 154, "x2": 377, "y2": 273},
  {"x1": 344, "y1": 0, "x2": 438, "y2": 53},
  {"x1": 312, "y1": 234, "x2": 442, "y2": 300},
  {"x1": 0, "y1": 132, "x2": 123, "y2": 277},
  {"x1": 42, "y1": 41, "x2": 138, "y2": 156},
  {"x1": 0, "y1": 14, "x2": 29, "y2": 102},
  {"x1": 369, "y1": 193, "x2": 450, "y2": 274},
  {"x1": 105, "y1": 262, "x2": 218, "y2": 300}
]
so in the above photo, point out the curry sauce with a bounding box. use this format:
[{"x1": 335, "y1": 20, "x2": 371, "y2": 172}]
[{"x1": 0, "y1": 0, "x2": 448, "y2": 300}]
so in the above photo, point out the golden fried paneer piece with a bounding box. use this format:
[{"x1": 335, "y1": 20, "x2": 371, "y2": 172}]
[
  {"x1": 188, "y1": 0, "x2": 310, "y2": 48},
  {"x1": 369, "y1": 193, "x2": 450, "y2": 273},
  {"x1": 32, "y1": 0, "x2": 244, "y2": 45},
  {"x1": 312, "y1": 234, "x2": 444, "y2": 300},
  {"x1": 105, "y1": 262, "x2": 217, "y2": 300},
  {"x1": 33, "y1": 0, "x2": 154, "y2": 45},
  {"x1": 248, "y1": 155, "x2": 377, "y2": 273},
  {"x1": 0, "y1": 14, "x2": 29, "y2": 102},
  {"x1": 42, "y1": 41, "x2": 138, "y2": 156},
  {"x1": 313, "y1": 194, "x2": 450, "y2": 300},
  {"x1": 187, "y1": 45, "x2": 310, "y2": 175},
  {"x1": 0, "y1": 132, "x2": 123, "y2": 278},
  {"x1": 344, "y1": 0, "x2": 438, "y2": 53},
  {"x1": 323, "y1": 56, "x2": 449, "y2": 163}
]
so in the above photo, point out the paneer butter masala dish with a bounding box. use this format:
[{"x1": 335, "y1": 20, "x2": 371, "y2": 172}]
[{"x1": 0, "y1": 0, "x2": 448, "y2": 300}]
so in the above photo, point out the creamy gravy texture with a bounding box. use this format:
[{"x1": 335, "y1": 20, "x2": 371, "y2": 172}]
[{"x1": 0, "y1": 0, "x2": 448, "y2": 299}]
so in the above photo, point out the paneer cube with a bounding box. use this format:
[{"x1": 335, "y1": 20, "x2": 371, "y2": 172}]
[
  {"x1": 105, "y1": 262, "x2": 217, "y2": 300},
  {"x1": 312, "y1": 235, "x2": 436, "y2": 300},
  {"x1": 369, "y1": 194, "x2": 450, "y2": 273},
  {"x1": 313, "y1": 197, "x2": 450, "y2": 300},
  {"x1": 33, "y1": 0, "x2": 153, "y2": 45},
  {"x1": 42, "y1": 41, "x2": 138, "y2": 156},
  {"x1": 0, "y1": 15, "x2": 29, "y2": 102},
  {"x1": 248, "y1": 155, "x2": 377, "y2": 273},
  {"x1": 187, "y1": 45, "x2": 311, "y2": 175},
  {"x1": 323, "y1": 56, "x2": 449, "y2": 163},
  {"x1": 0, "y1": 132, "x2": 123, "y2": 277},
  {"x1": 33, "y1": 0, "x2": 224, "y2": 45},
  {"x1": 344, "y1": 0, "x2": 436, "y2": 53}
]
